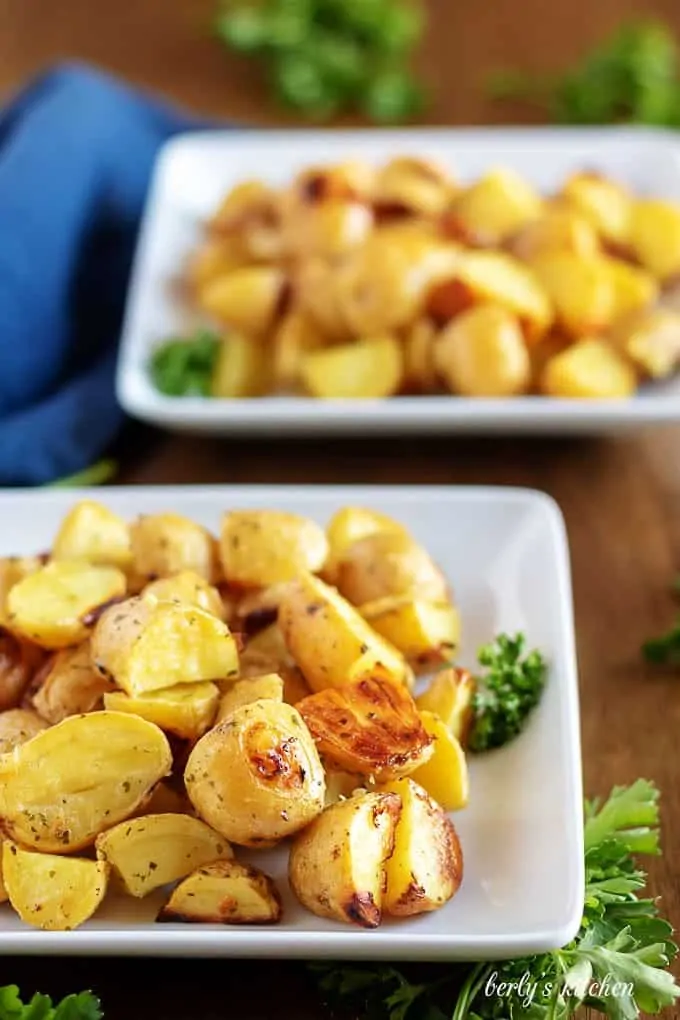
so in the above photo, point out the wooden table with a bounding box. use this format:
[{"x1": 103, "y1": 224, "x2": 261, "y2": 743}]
[{"x1": 3, "y1": 1, "x2": 680, "y2": 1016}]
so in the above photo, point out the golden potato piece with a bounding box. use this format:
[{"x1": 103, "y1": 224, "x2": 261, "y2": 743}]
[
  {"x1": 7, "y1": 560, "x2": 127, "y2": 650},
  {"x1": 449, "y1": 168, "x2": 543, "y2": 245},
  {"x1": 92, "y1": 596, "x2": 239, "y2": 696},
  {"x1": 378, "y1": 778, "x2": 463, "y2": 916},
  {"x1": 284, "y1": 200, "x2": 373, "y2": 260},
  {"x1": 211, "y1": 332, "x2": 271, "y2": 398},
  {"x1": 143, "y1": 570, "x2": 224, "y2": 619},
  {"x1": 297, "y1": 672, "x2": 433, "y2": 781},
  {"x1": 139, "y1": 781, "x2": 193, "y2": 817},
  {"x1": 216, "y1": 674, "x2": 284, "y2": 724},
  {"x1": 197, "y1": 266, "x2": 286, "y2": 336},
  {"x1": 510, "y1": 205, "x2": 600, "y2": 261},
  {"x1": 210, "y1": 179, "x2": 272, "y2": 233},
  {"x1": 234, "y1": 582, "x2": 292, "y2": 634},
  {"x1": 0, "y1": 711, "x2": 171, "y2": 852},
  {"x1": 130, "y1": 513, "x2": 217, "y2": 583},
  {"x1": 185, "y1": 699, "x2": 325, "y2": 846},
  {"x1": 272, "y1": 310, "x2": 327, "y2": 390},
  {"x1": 32, "y1": 640, "x2": 113, "y2": 724},
  {"x1": 606, "y1": 257, "x2": 658, "y2": 319},
  {"x1": 608, "y1": 307, "x2": 680, "y2": 379},
  {"x1": 96, "y1": 813, "x2": 231, "y2": 897},
  {"x1": 434, "y1": 303, "x2": 531, "y2": 397},
  {"x1": 239, "y1": 623, "x2": 295, "y2": 680},
  {"x1": 561, "y1": 172, "x2": 631, "y2": 244},
  {"x1": 402, "y1": 318, "x2": 439, "y2": 393},
  {"x1": 104, "y1": 682, "x2": 220, "y2": 741},
  {"x1": 2, "y1": 842, "x2": 109, "y2": 931},
  {"x1": 187, "y1": 237, "x2": 250, "y2": 292},
  {"x1": 295, "y1": 257, "x2": 352, "y2": 343},
  {"x1": 0, "y1": 839, "x2": 6, "y2": 904},
  {"x1": 530, "y1": 252, "x2": 615, "y2": 337},
  {"x1": 325, "y1": 507, "x2": 408, "y2": 584},
  {"x1": 0, "y1": 708, "x2": 48, "y2": 755},
  {"x1": 279, "y1": 572, "x2": 412, "y2": 692},
  {"x1": 541, "y1": 338, "x2": 637, "y2": 399},
  {"x1": 361, "y1": 597, "x2": 460, "y2": 668},
  {"x1": 324, "y1": 769, "x2": 365, "y2": 806},
  {"x1": 410, "y1": 711, "x2": 469, "y2": 811},
  {"x1": 220, "y1": 510, "x2": 328, "y2": 588},
  {"x1": 0, "y1": 630, "x2": 44, "y2": 711},
  {"x1": 289, "y1": 791, "x2": 401, "y2": 928},
  {"x1": 158, "y1": 859, "x2": 282, "y2": 925},
  {"x1": 336, "y1": 530, "x2": 449, "y2": 606},
  {"x1": 52, "y1": 500, "x2": 132, "y2": 568},
  {"x1": 630, "y1": 198, "x2": 680, "y2": 280},
  {"x1": 0, "y1": 557, "x2": 44, "y2": 630},
  {"x1": 374, "y1": 156, "x2": 454, "y2": 217},
  {"x1": 300, "y1": 336, "x2": 403, "y2": 400},
  {"x1": 415, "y1": 668, "x2": 475, "y2": 745}
]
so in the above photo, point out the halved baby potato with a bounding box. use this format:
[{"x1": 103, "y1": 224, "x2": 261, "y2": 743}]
[
  {"x1": 336, "y1": 530, "x2": 449, "y2": 606},
  {"x1": 32, "y1": 640, "x2": 114, "y2": 724},
  {"x1": 92, "y1": 596, "x2": 239, "y2": 696},
  {"x1": 216, "y1": 673, "x2": 284, "y2": 724},
  {"x1": 300, "y1": 335, "x2": 403, "y2": 399},
  {"x1": 130, "y1": 513, "x2": 218, "y2": 583},
  {"x1": 96, "y1": 813, "x2": 231, "y2": 897},
  {"x1": 104, "y1": 681, "x2": 220, "y2": 741},
  {"x1": 219, "y1": 510, "x2": 328, "y2": 588},
  {"x1": 0, "y1": 711, "x2": 172, "y2": 852},
  {"x1": 324, "y1": 506, "x2": 408, "y2": 584},
  {"x1": 0, "y1": 708, "x2": 48, "y2": 755},
  {"x1": 158, "y1": 859, "x2": 282, "y2": 925},
  {"x1": 142, "y1": 570, "x2": 225, "y2": 619},
  {"x1": 410, "y1": 711, "x2": 469, "y2": 811},
  {"x1": 52, "y1": 500, "x2": 132, "y2": 568},
  {"x1": 289, "y1": 791, "x2": 401, "y2": 928},
  {"x1": 360, "y1": 597, "x2": 460, "y2": 668},
  {"x1": 2, "y1": 842, "x2": 109, "y2": 931},
  {"x1": 415, "y1": 668, "x2": 475, "y2": 745}
]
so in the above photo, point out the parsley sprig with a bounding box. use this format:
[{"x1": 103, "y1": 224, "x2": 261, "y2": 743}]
[
  {"x1": 149, "y1": 330, "x2": 220, "y2": 398},
  {"x1": 0, "y1": 987, "x2": 101, "y2": 1020},
  {"x1": 311, "y1": 779, "x2": 680, "y2": 1019},
  {"x1": 643, "y1": 576, "x2": 680, "y2": 666}
]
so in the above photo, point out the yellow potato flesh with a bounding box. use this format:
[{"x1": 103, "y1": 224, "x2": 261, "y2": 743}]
[
  {"x1": 220, "y1": 510, "x2": 328, "y2": 587},
  {"x1": 541, "y1": 338, "x2": 637, "y2": 399},
  {"x1": 410, "y1": 711, "x2": 469, "y2": 811},
  {"x1": 0, "y1": 709, "x2": 48, "y2": 755},
  {"x1": 454, "y1": 251, "x2": 553, "y2": 339},
  {"x1": 130, "y1": 513, "x2": 217, "y2": 582},
  {"x1": 605, "y1": 258, "x2": 658, "y2": 320},
  {"x1": 324, "y1": 506, "x2": 408, "y2": 582},
  {"x1": 32, "y1": 640, "x2": 113, "y2": 724},
  {"x1": 52, "y1": 500, "x2": 132, "y2": 568},
  {"x1": 561, "y1": 174, "x2": 631, "y2": 244},
  {"x1": 104, "y1": 682, "x2": 220, "y2": 741},
  {"x1": 361, "y1": 597, "x2": 460, "y2": 666},
  {"x1": 211, "y1": 332, "x2": 270, "y2": 398},
  {"x1": 216, "y1": 674, "x2": 284, "y2": 723},
  {"x1": 159, "y1": 859, "x2": 282, "y2": 924},
  {"x1": 434, "y1": 303, "x2": 531, "y2": 397},
  {"x1": 630, "y1": 199, "x2": 680, "y2": 280},
  {"x1": 197, "y1": 266, "x2": 284, "y2": 335},
  {"x1": 453, "y1": 168, "x2": 543, "y2": 243},
  {"x1": 530, "y1": 253, "x2": 615, "y2": 336},
  {"x1": 415, "y1": 668, "x2": 475, "y2": 743},
  {"x1": 608, "y1": 308, "x2": 680, "y2": 379},
  {"x1": 143, "y1": 570, "x2": 225, "y2": 619},
  {"x1": 300, "y1": 336, "x2": 403, "y2": 399}
]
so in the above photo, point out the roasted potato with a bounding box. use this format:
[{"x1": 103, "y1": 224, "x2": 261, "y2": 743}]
[
  {"x1": 541, "y1": 338, "x2": 637, "y2": 398},
  {"x1": 104, "y1": 681, "x2": 220, "y2": 741},
  {"x1": 185, "y1": 699, "x2": 325, "y2": 846},
  {"x1": 324, "y1": 769, "x2": 365, "y2": 806},
  {"x1": 560, "y1": 172, "x2": 631, "y2": 245},
  {"x1": 297, "y1": 672, "x2": 433, "y2": 780},
  {"x1": 300, "y1": 335, "x2": 403, "y2": 399},
  {"x1": 608, "y1": 307, "x2": 680, "y2": 379},
  {"x1": 272, "y1": 310, "x2": 327, "y2": 390},
  {"x1": 158, "y1": 859, "x2": 282, "y2": 925},
  {"x1": 220, "y1": 510, "x2": 328, "y2": 588},
  {"x1": 0, "y1": 711, "x2": 172, "y2": 852},
  {"x1": 52, "y1": 500, "x2": 132, "y2": 568},
  {"x1": 360, "y1": 597, "x2": 460, "y2": 668},
  {"x1": 447, "y1": 168, "x2": 542, "y2": 246},
  {"x1": 0, "y1": 557, "x2": 44, "y2": 629},
  {"x1": 216, "y1": 673, "x2": 284, "y2": 724},
  {"x1": 288, "y1": 791, "x2": 401, "y2": 928},
  {"x1": 130, "y1": 513, "x2": 217, "y2": 583},
  {"x1": 143, "y1": 569, "x2": 225, "y2": 619},
  {"x1": 605, "y1": 257, "x2": 658, "y2": 319},
  {"x1": 410, "y1": 711, "x2": 469, "y2": 811},
  {"x1": 415, "y1": 668, "x2": 475, "y2": 744},
  {"x1": 530, "y1": 252, "x2": 615, "y2": 337},
  {"x1": 284, "y1": 200, "x2": 373, "y2": 260},
  {"x1": 291, "y1": 161, "x2": 375, "y2": 203},
  {"x1": 31, "y1": 640, "x2": 113, "y2": 724},
  {"x1": 0, "y1": 839, "x2": 6, "y2": 904},
  {"x1": 0, "y1": 630, "x2": 44, "y2": 711},
  {"x1": 434, "y1": 303, "x2": 531, "y2": 397},
  {"x1": 336, "y1": 530, "x2": 448, "y2": 606},
  {"x1": 96, "y1": 813, "x2": 231, "y2": 897},
  {"x1": 92, "y1": 596, "x2": 239, "y2": 696},
  {"x1": 197, "y1": 266, "x2": 286, "y2": 336},
  {"x1": 510, "y1": 205, "x2": 600, "y2": 261},
  {"x1": 238, "y1": 623, "x2": 295, "y2": 679},
  {"x1": 0, "y1": 708, "x2": 48, "y2": 754},
  {"x1": 374, "y1": 156, "x2": 453, "y2": 217},
  {"x1": 378, "y1": 778, "x2": 463, "y2": 916},
  {"x1": 630, "y1": 199, "x2": 680, "y2": 280},
  {"x1": 324, "y1": 506, "x2": 408, "y2": 583},
  {"x1": 209, "y1": 180, "x2": 286, "y2": 262},
  {"x1": 234, "y1": 582, "x2": 292, "y2": 634},
  {"x1": 139, "y1": 781, "x2": 193, "y2": 817},
  {"x1": 211, "y1": 332, "x2": 271, "y2": 398},
  {"x1": 279, "y1": 572, "x2": 412, "y2": 691},
  {"x1": 187, "y1": 237, "x2": 250, "y2": 291},
  {"x1": 7, "y1": 560, "x2": 127, "y2": 650},
  {"x1": 402, "y1": 317, "x2": 439, "y2": 393},
  {"x1": 294, "y1": 256, "x2": 353, "y2": 343},
  {"x1": 2, "y1": 842, "x2": 109, "y2": 932}
]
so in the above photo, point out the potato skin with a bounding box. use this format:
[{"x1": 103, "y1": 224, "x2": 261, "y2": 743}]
[
  {"x1": 0, "y1": 708, "x2": 48, "y2": 754},
  {"x1": 158, "y1": 859, "x2": 282, "y2": 925},
  {"x1": 219, "y1": 510, "x2": 328, "y2": 588},
  {"x1": 324, "y1": 507, "x2": 408, "y2": 583},
  {"x1": 32, "y1": 640, "x2": 114, "y2": 724},
  {"x1": 289, "y1": 792, "x2": 401, "y2": 928},
  {"x1": 0, "y1": 630, "x2": 44, "y2": 712},
  {"x1": 185, "y1": 699, "x2": 325, "y2": 846},
  {"x1": 130, "y1": 513, "x2": 218, "y2": 583},
  {"x1": 336, "y1": 531, "x2": 449, "y2": 606}
]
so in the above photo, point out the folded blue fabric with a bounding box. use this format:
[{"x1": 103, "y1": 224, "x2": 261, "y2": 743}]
[{"x1": 0, "y1": 62, "x2": 206, "y2": 485}]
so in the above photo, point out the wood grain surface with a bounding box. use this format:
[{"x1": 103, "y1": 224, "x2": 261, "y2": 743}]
[{"x1": 2, "y1": 1, "x2": 680, "y2": 1016}]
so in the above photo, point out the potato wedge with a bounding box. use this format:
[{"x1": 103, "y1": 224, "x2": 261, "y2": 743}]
[
  {"x1": 219, "y1": 510, "x2": 328, "y2": 588},
  {"x1": 324, "y1": 507, "x2": 408, "y2": 584},
  {"x1": 0, "y1": 711, "x2": 172, "y2": 851},
  {"x1": 300, "y1": 335, "x2": 403, "y2": 399},
  {"x1": 378, "y1": 778, "x2": 463, "y2": 916},
  {"x1": 104, "y1": 681, "x2": 220, "y2": 741},
  {"x1": 530, "y1": 252, "x2": 615, "y2": 337},
  {"x1": 0, "y1": 630, "x2": 44, "y2": 711},
  {"x1": 7, "y1": 560, "x2": 127, "y2": 650},
  {"x1": 158, "y1": 859, "x2": 282, "y2": 925},
  {"x1": 415, "y1": 668, "x2": 475, "y2": 745},
  {"x1": 185, "y1": 699, "x2": 325, "y2": 846},
  {"x1": 211, "y1": 332, "x2": 271, "y2": 398},
  {"x1": 560, "y1": 172, "x2": 631, "y2": 245},
  {"x1": 279, "y1": 573, "x2": 412, "y2": 692},
  {"x1": 2, "y1": 842, "x2": 108, "y2": 931},
  {"x1": 92, "y1": 596, "x2": 239, "y2": 696},
  {"x1": 410, "y1": 711, "x2": 469, "y2": 811},
  {"x1": 216, "y1": 673, "x2": 284, "y2": 724},
  {"x1": 289, "y1": 791, "x2": 400, "y2": 928},
  {"x1": 541, "y1": 338, "x2": 637, "y2": 399},
  {"x1": 360, "y1": 597, "x2": 460, "y2": 668},
  {"x1": 336, "y1": 531, "x2": 449, "y2": 606},
  {"x1": 630, "y1": 198, "x2": 680, "y2": 280},
  {"x1": 197, "y1": 266, "x2": 286, "y2": 335},
  {"x1": 448, "y1": 168, "x2": 542, "y2": 245},
  {"x1": 608, "y1": 307, "x2": 680, "y2": 379},
  {"x1": 0, "y1": 708, "x2": 48, "y2": 754},
  {"x1": 96, "y1": 813, "x2": 232, "y2": 897},
  {"x1": 142, "y1": 570, "x2": 224, "y2": 619},
  {"x1": 52, "y1": 500, "x2": 132, "y2": 568},
  {"x1": 32, "y1": 640, "x2": 114, "y2": 724},
  {"x1": 297, "y1": 672, "x2": 433, "y2": 780},
  {"x1": 130, "y1": 513, "x2": 218, "y2": 583},
  {"x1": 434, "y1": 303, "x2": 531, "y2": 397}
]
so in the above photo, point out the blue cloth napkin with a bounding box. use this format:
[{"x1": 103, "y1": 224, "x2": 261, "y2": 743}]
[{"x1": 0, "y1": 62, "x2": 204, "y2": 486}]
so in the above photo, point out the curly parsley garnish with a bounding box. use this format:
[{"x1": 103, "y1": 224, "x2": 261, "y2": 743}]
[
  {"x1": 149, "y1": 330, "x2": 220, "y2": 397},
  {"x1": 0, "y1": 987, "x2": 101, "y2": 1020}
]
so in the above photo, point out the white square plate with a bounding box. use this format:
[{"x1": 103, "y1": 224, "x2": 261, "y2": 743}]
[
  {"x1": 0, "y1": 485, "x2": 583, "y2": 959},
  {"x1": 117, "y1": 126, "x2": 680, "y2": 436}
]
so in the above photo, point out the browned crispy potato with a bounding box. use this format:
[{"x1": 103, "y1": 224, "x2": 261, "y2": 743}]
[
  {"x1": 96, "y1": 813, "x2": 232, "y2": 897},
  {"x1": 130, "y1": 513, "x2": 218, "y2": 583},
  {"x1": 288, "y1": 791, "x2": 401, "y2": 928},
  {"x1": 336, "y1": 531, "x2": 448, "y2": 606},
  {"x1": 158, "y1": 859, "x2": 282, "y2": 925},
  {"x1": 294, "y1": 257, "x2": 353, "y2": 343},
  {"x1": 415, "y1": 668, "x2": 475, "y2": 745},
  {"x1": 143, "y1": 570, "x2": 225, "y2": 619},
  {"x1": 197, "y1": 266, "x2": 286, "y2": 336},
  {"x1": 284, "y1": 200, "x2": 373, "y2": 260},
  {"x1": 104, "y1": 682, "x2": 220, "y2": 741},
  {"x1": 219, "y1": 510, "x2": 328, "y2": 588},
  {"x1": 434, "y1": 303, "x2": 531, "y2": 397},
  {"x1": 291, "y1": 161, "x2": 375, "y2": 203},
  {"x1": 541, "y1": 338, "x2": 637, "y2": 398},
  {"x1": 300, "y1": 335, "x2": 403, "y2": 399},
  {"x1": 324, "y1": 769, "x2": 365, "y2": 806},
  {"x1": 279, "y1": 572, "x2": 412, "y2": 692},
  {"x1": 0, "y1": 630, "x2": 44, "y2": 711},
  {"x1": 528, "y1": 328, "x2": 574, "y2": 390},
  {"x1": 0, "y1": 708, "x2": 48, "y2": 754},
  {"x1": 360, "y1": 597, "x2": 460, "y2": 669},
  {"x1": 530, "y1": 252, "x2": 615, "y2": 336},
  {"x1": 324, "y1": 507, "x2": 408, "y2": 584},
  {"x1": 510, "y1": 205, "x2": 600, "y2": 261},
  {"x1": 7, "y1": 560, "x2": 127, "y2": 650},
  {"x1": 447, "y1": 168, "x2": 542, "y2": 246},
  {"x1": 297, "y1": 672, "x2": 433, "y2": 780},
  {"x1": 374, "y1": 156, "x2": 454, "y2": 217},
  {"x1": 209, "y1": 180, "x2": 286, "y2": 263},
  {"x1": 32, "y1": 640, "x2": 114, "y2": 724},
  {"x1": 560, "y1": 172, "x2": 631, "y2": 245},
  {"x1": 211, "y1": 332, "x2": 271, "y2": 398},
  {"x1": 608, "y1": 307, "x2": 680, "y2": 378},
  {"x1": 52, "y1": 500, "x2": 132, "y2": 568},
  {"x1": 378, "y1": 777, "x2": 463, "y2": 916},
  {"x1": 2, "y1": 842, "x2": 109, "y2": 931},
  {"x1": 410, "y1": 711, "x2": 469, "y2": 811},
  {"x1": 0, "y1": 711, "x2": 172, "y2": 851},
  {"x1": 630, "y1": 199, "x2": 680, "y2": 280},
  {"x1": 272, "y1": 310, "x2": 327, "y2": 390},
  {"x1": 185, "y1": 699, "x2": 326, "y2": 846},
  {"x1": 215, "y1": 673, "x2": 284, "y2": 723},
  {"x1": 234, "y1": 582, "x2": 292, "y2": 634},
  {"x1": 92, "y1": 596, "x2": 239, "y2": 696}
]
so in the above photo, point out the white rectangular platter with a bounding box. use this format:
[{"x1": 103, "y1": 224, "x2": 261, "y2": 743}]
[
  {"x1": 0, "y1": 485, "x2": 582, "y2": 959},
  {"x1": 117, "y1": 126, "x2": 680, "y2": 436}
]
